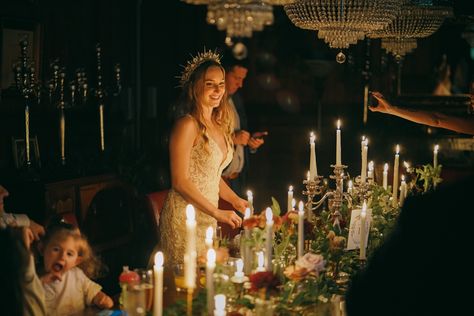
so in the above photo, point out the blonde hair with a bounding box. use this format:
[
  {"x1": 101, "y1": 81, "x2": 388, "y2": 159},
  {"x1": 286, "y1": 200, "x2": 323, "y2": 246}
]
[
  {"x1": 181, "y1": 60, "x2": 234, "y2": 151},
  {"x1": 41, "y1": 221, "x2": 104, "y2": 279}
]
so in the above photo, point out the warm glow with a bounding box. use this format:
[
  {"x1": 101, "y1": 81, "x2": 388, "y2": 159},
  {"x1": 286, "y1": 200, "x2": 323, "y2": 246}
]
[
  {"x1": 298, "y1": 201, "x2": 304, "y2": 212},
  {"x1": 206, "y1": 226, "x2": 213, "y2": 241},
  {"x1": 434, "y1": 144, "x2": 439, "y2": 153},
  {"x1": 337, "y1": 119, "x2": 341, "y2": 129},
  {"x1": 401, "y1": 174, "x2": 405, "y2": 182},
  {"x1": 154, "y1": 251, "x2": 164, "y2": 267},
  {"x1": 292, "y1": 198, "x2": 296, "y2": 209},
  {"x1": 310, "y1": 132, "x2": 315, "y2": 144},
  {"x1": 396, "y1": 144, "x2": 400, "y2": 154},
  {"x1": 186, "y1": 204, "x2": 195, "y2": 221},
  {"x1": 289, "y1": 185, "x2": 293, "y2": 192},
  {"x1": 265, "y1": 207, "x2": 273, "y2": 223},
  {"x1": 214, "y1": 294, "x2": 226, "y2": 311},
  {"x1": 246, "y1": 190, "x2": 253, "y2": 199},
  {"x1": 384, "y1": 163, "x2": 389, "y2": 172},
  {"x1": 244, "y1": 208, "x2": 251, "y2": 219},
  {"x1": 207, "y1": 248, "x2": 216, "y2": 265},
  {"x1": 257, "y1": 252, "x2": 264, "y2": 268},
  {"x1": 368, "y1": 161, "x2": 374, "y2": 171},
  {"x1": 236, "y1": 259, "x2": 243, "y2": 273}
]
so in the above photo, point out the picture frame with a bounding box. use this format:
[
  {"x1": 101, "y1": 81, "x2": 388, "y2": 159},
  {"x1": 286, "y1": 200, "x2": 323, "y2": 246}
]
[
  {"x1": 12, "y1": 136, "x2": 41, "y2": 169},
  {"x1": 0, "y1": 17, "x2": 41, "y2": 90}
]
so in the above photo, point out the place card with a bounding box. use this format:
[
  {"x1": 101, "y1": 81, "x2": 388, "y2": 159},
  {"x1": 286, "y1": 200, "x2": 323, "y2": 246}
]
[{"x1": 346, "y1": 207, "x2": 372, "y2": 251}]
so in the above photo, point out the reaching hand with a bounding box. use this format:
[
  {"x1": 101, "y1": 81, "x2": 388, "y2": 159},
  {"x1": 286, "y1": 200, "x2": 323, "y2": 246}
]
[
  {"x1": 93, "y1": 291, "x2": 114, "y2": 309},
  {"x1": 22, "y1": 227, "x2": 34, "y2": 250},
  {"x1": 29, "y1": 219, "x2": 45, "y2": 241},
  {"x1": 233, "y1": 130, "x2": 250, "y2": 145},
  {"x1": 231, "y1": 198, "x2": 248, "y2": 214},
  {"x1": 40, "y1": 271, "x2": 63, "y2": 284},
  {"x1": 369, "y1": 91, "x2": 392, "y2": 114},
  {"x1": 214, "y1": 209, "x2": 242, "y2": 229}
]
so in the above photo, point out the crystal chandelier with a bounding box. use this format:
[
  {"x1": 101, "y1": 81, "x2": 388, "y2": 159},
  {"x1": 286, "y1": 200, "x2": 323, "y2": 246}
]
[
  {"x1": 284, "y1": 0, "x2": 403, "y2": 62},
  {"x1": 206, "y1": 1, "x2": 274, "y2": 38},
  {"x1": 368, "y1": 3, "x2": 453, "y2": 58}
]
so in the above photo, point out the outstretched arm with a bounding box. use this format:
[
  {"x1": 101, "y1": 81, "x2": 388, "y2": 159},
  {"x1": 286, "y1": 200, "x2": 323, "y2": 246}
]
[
  {"x1": 170, "y1": 117, "x2": 242, "y2": 228},
  {"x1": 370, "y1": 91, "x2": 474, "y2": 135},
  {"x1": 218, "y1": 179, "x2": 248, "y2": 214}
]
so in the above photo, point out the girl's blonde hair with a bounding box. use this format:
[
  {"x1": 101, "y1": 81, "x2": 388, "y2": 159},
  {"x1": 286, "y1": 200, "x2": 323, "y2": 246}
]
[
  {"x1": 181, "y1": 60, "x2": 234, "y2": 150},
  {"x1": 41, "y1": 219, "x2": 104, "y2": 279}
]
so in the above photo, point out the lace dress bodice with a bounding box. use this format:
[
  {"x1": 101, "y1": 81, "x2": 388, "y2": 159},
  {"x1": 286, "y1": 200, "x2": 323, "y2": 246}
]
[{"x1": 158, "y1": 132, "x2": 233, "y2": 265}]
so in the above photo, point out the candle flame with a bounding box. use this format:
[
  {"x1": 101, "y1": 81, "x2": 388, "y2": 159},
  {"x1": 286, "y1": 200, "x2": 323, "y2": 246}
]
[
  {"x1": 396, "y1": 144, "x2": 400, "y2": 154},
  {"x1": 246, "y1": 190, "x2": 253, "y2": 199},
  {"x1": 298, "y1": 201, "x2": 304, "y2": 212},
  {"x1": 361, "y1": 135, "x2": 365, "y2": 141},
  {"x1": 292, "y1": 198, "x2": 296, "y2": 208},
  {"x1": 154, "y1": 251, "x2": 164, "y2": 267},
  {"x1": 434, "y1": 144, "x2": 439, "y2": 153},
  {"x1": 214, "y1": 294, "x2": 226, "y2": 311},
  {"x1": 337, "y1": 119, "x2": 341, "y2": 129},
  {"x1": 368, "y1": 161, "x2": 374, "y2": 171},
  {"x1": 289, "y1": 185, "x2": 293, "y2": 192},
  {"x1": 310, "y1": 132, "x2": 315, "y2": 144},
  {"x1": 244, "y1": 208, "x2": 251, "y2": 219},
  {"x1": 265, "y1": 207, "x2": 273, "y2": 223},
  {"x1": 384, "y1": 163, "x2": 389, "y2": 172},
  {"x1": 236, "y1": 259, "x2": 243, "y2": 273},
  {"x1": 401, "y1": 174, "x2": 405, "y2": 181},
  {"x1": 207, "y1": 248, "x2": 216, "y2": 265},
  {"x1": 206, "y1": 226, "x2": 213, "y2": 240},
  {"x1": 186, "y1": 204, "x2": 195, "y2": 221},
  {"x1": 348, "y1": 180, "x2": 353, "y2": 188}
]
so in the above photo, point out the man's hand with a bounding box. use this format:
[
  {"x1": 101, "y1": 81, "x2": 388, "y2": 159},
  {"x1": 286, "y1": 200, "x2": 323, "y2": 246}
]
[
  {"x1": 248, "y1": 131, "x2": 268, "y2": 150},
  {"x1": 233, "y1": 130, "x2": 250, "y2": 145},
  {"x1": 29, "y1": 219, "x2": 45, "y2": 241}
]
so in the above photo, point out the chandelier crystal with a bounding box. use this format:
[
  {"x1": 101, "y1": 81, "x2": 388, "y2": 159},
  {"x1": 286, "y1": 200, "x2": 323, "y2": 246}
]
[
  {"x1": 368, "y1": 4, "x2": 453, "y2": 58},
  {"x1": 284, "y1": 0, "x2": 403, "y2": 50}
]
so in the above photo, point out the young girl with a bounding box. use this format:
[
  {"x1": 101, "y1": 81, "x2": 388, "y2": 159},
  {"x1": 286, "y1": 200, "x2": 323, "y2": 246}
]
[{"x1": 39, "y1": 218, "x2": 113, "y2": 315}]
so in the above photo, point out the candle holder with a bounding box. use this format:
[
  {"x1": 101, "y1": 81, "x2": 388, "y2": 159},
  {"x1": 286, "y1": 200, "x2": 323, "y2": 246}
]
[
  {"x1": 13, "y1": 39, "x2": 41, "y2": 171},
  {"x1": 302, "y1": 164, "x2": 353, "y2": 225},
  {"x1": 352, "y1": 176, "x2": 373, "y2": 204}
]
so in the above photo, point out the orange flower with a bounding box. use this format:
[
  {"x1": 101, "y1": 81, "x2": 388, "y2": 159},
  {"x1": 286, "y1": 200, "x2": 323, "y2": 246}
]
[
  {"x1": 284, "y1": 265, "x2": 309, "y2": 281},
  {"x1": 242, "y1": 216, "x2": 259, "y2": 229}
]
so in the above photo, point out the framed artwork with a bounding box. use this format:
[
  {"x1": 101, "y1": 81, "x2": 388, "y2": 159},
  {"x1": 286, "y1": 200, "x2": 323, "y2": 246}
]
[
  {"x1": 12, "y1": 136, "x2": 41, "y2": 168},
  {"x1": 0, "y1": 18, "x2": 41, "y2": 90}
]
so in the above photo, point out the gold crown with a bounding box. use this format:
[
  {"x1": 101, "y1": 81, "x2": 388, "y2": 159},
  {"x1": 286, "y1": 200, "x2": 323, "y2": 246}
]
[{"x1": 179, "y1": 49, "x2": 222, "y2": 86}]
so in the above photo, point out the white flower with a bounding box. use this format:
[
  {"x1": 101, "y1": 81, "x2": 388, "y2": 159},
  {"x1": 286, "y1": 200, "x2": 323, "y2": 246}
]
[{"x1": 295, "y1": 253, "x2": 325, "y2": 274}]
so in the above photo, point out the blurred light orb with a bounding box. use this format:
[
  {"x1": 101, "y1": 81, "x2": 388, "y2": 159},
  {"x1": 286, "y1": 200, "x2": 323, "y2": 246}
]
[{"x1": 276, "y1": 90, "x2": 300, "y2": 113}]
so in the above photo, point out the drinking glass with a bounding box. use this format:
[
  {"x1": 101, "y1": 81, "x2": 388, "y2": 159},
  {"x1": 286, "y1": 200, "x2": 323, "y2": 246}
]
[
  {"x1": 134, "y1": 268, "x2": 154, "y2": 312},
  {"x1": 173, "y1": 263, "x2": 186, "y2": 292}
]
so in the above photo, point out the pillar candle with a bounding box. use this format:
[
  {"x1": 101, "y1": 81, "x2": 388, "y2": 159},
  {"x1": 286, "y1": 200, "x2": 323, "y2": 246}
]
[
  {"x1": 392, "y1": 145, "x2": 400, "y2": 207},
  {"x1": 206, "y1": 249, "x2": 216, "y2": 315},
  {"x1": 336, "y1": 119, "x2": 342, "y2": 165},
  {"x1": 361, "y1": 137, "x2": 368, "y2": 183},
  {"x1": 399, "y1": 175, "x2": 407, "y2": 207},
  {"x1": 265, "y1": 207, "x2": 273, "y2": 271},
  {"x1": 368, "y1": 160, "x2": 374, "y2": 182},
  {"x1": 297, "y1": 201, "x2": 305, "y2": 259},
  {"x1": 214, "y1": 294, "x2": 226, "y2": 316},
  {"x1": 433, "y1": 144, "x2": 439, "y2": 168},
  {"x1": 246, "y1": 190, "x2": 253, "y2": 215},
  {"x1": 359, "y1": 201, "x2": 367, "y2": 260},
  {"x1": 205, "y1": 226, "x2": 213, "y2": 249},
  {"x1": 184, "y1": 205, "x2": 196, "y2": 289},
  {"x1": 287, "y1": 186, "x2": 293, "y2": 213},
  {"x1": 383, "y1": 163, "x2": 388, "y2": 190},
  {"x1": 309, "y1": 132, "x2": 318, "y2": 179},
  {"x1": 231, "y1": 259, "x2": 246, "y2": 283},
  {"x1": 153, "y1": 252, "x2": 163, "y2": 316}
]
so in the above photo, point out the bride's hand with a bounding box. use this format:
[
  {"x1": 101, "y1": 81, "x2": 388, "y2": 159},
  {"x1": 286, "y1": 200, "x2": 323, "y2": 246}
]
[
  {"x1": 231, "y1": 198, "x2": 248, "y2": 214},
  {"x1": 214, "y1": 209, "x2": 242, "y2": 229},
  {"x1": 369, "y1": 91, "x2": 392, "y2": 113}
]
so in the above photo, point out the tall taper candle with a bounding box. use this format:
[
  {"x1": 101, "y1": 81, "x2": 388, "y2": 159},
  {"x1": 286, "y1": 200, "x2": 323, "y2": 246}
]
[
  {"x1": 309, "y1": 132, "x2": 318, "y2": 179},
  {"x1": 185, "y1": 205, "x2": 196, "y2": 289},
  {"x1": 361, "y1": 137, "x2": 368, "y2": 183},
  {"x1": 287, "y1": 186, "x2": 293, "y2": 213},
  {"x1": 153, "y1": 251, "x2": 163, "y2": 316},
  {"x1": 433, "y1": 144, "x2": 439, "y2": 168},
  {"x1": 359, "y1": 201, "x2": 367, "y2": 260},
  {"x1": 399, "y1": 175, "x2": 407, "y2": 207},
  {"x1": 368, "y1": 160, "x2": 374, "y2": 182},
  {"x1": 297, "y1": 201, "x2": 305, "y2": 259},
  {"x1": 206, "y1": 249, "x2": 216, "y2": 316},
  {"x1": 336, "y1": 120, "x2": 342, "y2": 165},
  {"x1": 265, "y1": 207, "x2": 273, "y2": 271},
  {"x1": 392, "y1": 145, "x2": 400, "y2": 207},
  {"x1": 383, "y1": 163, "x2": 388, "y2": 190},
  {"x1": 243, "y1": 208, "x2": 252, "y2": 275}
]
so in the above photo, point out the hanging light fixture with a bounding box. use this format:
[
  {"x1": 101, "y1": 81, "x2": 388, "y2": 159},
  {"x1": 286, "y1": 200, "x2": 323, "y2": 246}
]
[
  {"x1": 284, "y1": 0, "x2": 403, "y2": 63},
  {"x1": 368, "y1": 3, "x2": 453, "y2": 59}
]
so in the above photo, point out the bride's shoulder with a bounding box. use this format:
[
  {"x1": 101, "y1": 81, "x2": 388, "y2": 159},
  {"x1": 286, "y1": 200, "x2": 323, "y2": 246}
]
[{"x1": 173, "y1": 114, "x2": 199, "y2": 135}]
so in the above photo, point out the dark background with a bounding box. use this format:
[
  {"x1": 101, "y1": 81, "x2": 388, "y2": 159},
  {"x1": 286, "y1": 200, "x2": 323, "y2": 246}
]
[{"x1": 1, "y1": 0, "x2": 473, "y2": 213}]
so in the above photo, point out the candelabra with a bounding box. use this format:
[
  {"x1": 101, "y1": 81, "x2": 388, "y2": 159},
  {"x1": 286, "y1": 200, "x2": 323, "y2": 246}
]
[
  {"x1": 13, "y1": 39, "x2": 40, "y2": 168},
  {"x1": 303, "y1": 164, "x2": 352, "y2": 225},
  {"x1": 352, "y1": 176, "x2": 373, "y2": 204}
]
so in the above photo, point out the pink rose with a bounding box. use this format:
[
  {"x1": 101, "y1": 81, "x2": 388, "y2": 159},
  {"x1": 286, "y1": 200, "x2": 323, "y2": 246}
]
[{"x1": 295, "y1": 253, "x2": 325, "y2": 275}]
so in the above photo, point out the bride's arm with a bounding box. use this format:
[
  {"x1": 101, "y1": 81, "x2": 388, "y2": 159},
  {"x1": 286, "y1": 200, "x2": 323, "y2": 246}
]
[
  {"x1": 219, "y1": 179, "x2": 248, "y2": 214},
  {"x1": 170, "y1": 117, "x2": 242, "y2": 228}
]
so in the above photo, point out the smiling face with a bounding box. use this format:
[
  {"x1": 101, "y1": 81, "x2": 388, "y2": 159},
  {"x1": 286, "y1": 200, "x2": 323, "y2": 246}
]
[
  {"x1": 200, "y1": 65, "x2": 226, "y2": 110},
  {"x1": 225, "y1": 65, "x2": 248, "y2": 96},
  {"x1": 43, "y1": 234, "x2": 81, "y2": 275}
]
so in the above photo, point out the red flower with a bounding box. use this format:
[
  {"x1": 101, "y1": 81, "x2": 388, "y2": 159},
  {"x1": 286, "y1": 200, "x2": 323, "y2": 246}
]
[{"x1": 249, "y1": 271, "x2": 281, "y2": 293}]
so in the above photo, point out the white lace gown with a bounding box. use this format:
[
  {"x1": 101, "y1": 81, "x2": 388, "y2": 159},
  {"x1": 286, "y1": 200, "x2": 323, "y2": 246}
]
[{"x1": 158, "y1": 132, "x2": 233, "y2": 265}]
